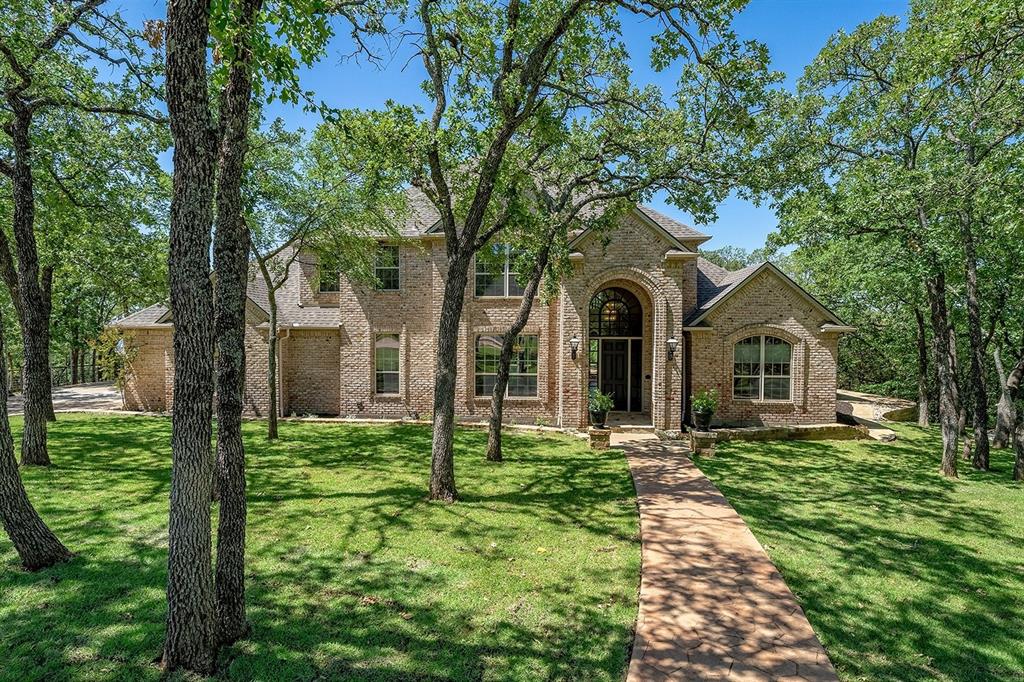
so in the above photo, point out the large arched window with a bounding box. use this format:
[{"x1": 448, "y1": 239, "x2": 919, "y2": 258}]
[
  {"x1": 589, "y1": 287, "x2": 642, "y2": 337},
  {"x1": 733, "y1": 335, "x2": 792, "y2": 400}
]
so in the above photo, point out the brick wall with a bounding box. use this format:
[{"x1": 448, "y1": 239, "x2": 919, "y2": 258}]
[
  {"x1": 118, "y1": 212, "x2": 843, "y2": 430},
  {"x1": 243, "y1": 324, "x2": 270, "y2": 417},
  {"x1": 559, "y1": 212, "x2": 689, "y2": 430},
  {"x1": 337, "y1": 240, "x2": 437, "y2": 419},
  {"x1": 284, "y1": 329, "x2": 341, "y2": 415},
  {"x1": 123, "y1": 329, "x2": 172, "y2": 411},
  {"x1": 689, "y1": 269, "x2": 839, "y2": 426}
]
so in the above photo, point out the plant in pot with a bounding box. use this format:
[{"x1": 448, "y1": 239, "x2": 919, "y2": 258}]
[
  {"x1": 691, "y1": 388, "x2": 718, "y2": 432},
  {"x1": 589, "y1": 389, "x2": 615, "y2": 428}
]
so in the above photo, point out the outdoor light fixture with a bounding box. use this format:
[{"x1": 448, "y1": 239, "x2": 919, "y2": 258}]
[
  {"x1": 667, "y1": 336, "x2": 678, "y2": 360},
  {"x1": 569, "y1": 335, "x2": 580, "y2": 360}
]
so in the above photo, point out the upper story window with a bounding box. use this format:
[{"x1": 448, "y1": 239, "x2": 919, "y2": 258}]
[
  {"x1": 733, "y1": 335, "x2": 792, "y2": 400},
  {"x1": 374, "y1": 245, "x2": 400, "y2": 291},
  {"x1": 475, "y1": 244, "x2": 524, "y2": 297},
  {"x1": 319, "y1": 265, "x2": 340, "y2": 293}
]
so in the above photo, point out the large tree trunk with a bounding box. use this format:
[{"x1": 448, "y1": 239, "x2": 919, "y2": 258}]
[
  {"x1": 993, "y1": 347, "x2": 1014, "y2": 449},
  {"x1": 212, "y1": 0, "x2": 261, "y2": 646},
  {"x1": 486, "y1": 248, "x2": 550, "y2": 462},
  {"x1": 7, "y1": 109, "x2": 53, "y2": 466},
  {"x1": 42, "y1": 271, "x2": 55, "y2": 423},
  {"x1": 949, "y1": 329, "x2": 966, "y2": 438},
  {"x1": 926, "y1": 271, "x2": 958, "y2": 477},
  {"x1": 914, "y1": 307, "x2": 930, "y2": 427},
  {"x1": 429, "y1": 253, "x2": 471, "y2": 502},
  {"x1": 960, "y1": 212, "x2": 990, "y2": 469},
  {"x1": 163, "y1": 0, "x2": 218, "y2": 673},
  {"x1": 0, "y1": 314, "x2": 72, "y2": 570}
]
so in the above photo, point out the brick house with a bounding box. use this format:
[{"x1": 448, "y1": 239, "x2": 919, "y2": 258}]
[{"x1": 112, "y1": 192, "x2": 853, "y2": 430}]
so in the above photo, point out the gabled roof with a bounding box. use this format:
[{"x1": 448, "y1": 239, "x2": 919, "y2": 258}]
[
  {"x1": 566, "y1": 206, "x2": 708, "y2": 253},
  {"x1": 396, "y1": 187, "x2": 711, "y2": 249},
  {"x1": 687, "y1": 259, "x2": 847, "y2": 328},
  {"x1": 111, "y1": 256, "x2": 338, "y2": 331},
  {"x1": 110, "y1": 303, "x2": 169, "y2": 328},
  {"x1": 634, "y1": 206, "x2": 711, "y2": 244}
]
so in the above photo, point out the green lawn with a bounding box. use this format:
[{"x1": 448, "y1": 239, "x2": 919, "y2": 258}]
[
  {"x1": 1, "y1": 414, "x2": 640, "y2": 681},
  {"x1": 692, "y1": 424, "x2": 1024, "y2": 682}
]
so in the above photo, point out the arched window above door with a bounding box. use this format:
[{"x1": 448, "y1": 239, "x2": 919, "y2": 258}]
[{"x1": 589, "y1": 287, "x2": 642, "y2": 337}]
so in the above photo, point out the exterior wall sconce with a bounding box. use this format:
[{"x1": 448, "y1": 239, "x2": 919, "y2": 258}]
[
  {"x1": 569, "y1": 335, "x2": 580, "y2": 360},
  {"x1": 667, "y1": 336, "x2": 678, "y2": 360}
]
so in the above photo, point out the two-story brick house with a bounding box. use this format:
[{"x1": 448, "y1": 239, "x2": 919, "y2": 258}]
[{"x1": 113, "y1": 189, "x2": 853, "y2": 430}]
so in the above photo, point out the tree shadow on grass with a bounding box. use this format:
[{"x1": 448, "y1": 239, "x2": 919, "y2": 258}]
[
  {"x1": 693, "y1": 426, "x2": 1024, "y2": 681},
  {"x1": 2, "y1": 416, "x2": 640, "y2": 681}
]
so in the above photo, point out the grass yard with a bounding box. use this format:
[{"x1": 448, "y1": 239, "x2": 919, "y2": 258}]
[
  {"x1": 692, "y1": 424, "x2": 1024, "y2": 682},
  {"x1": 0, "y1": 414, "x2": 640, "y2": 681}
]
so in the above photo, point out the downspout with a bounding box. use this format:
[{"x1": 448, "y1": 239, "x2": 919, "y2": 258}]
[{"x1": 682, "y1": 330, "x2": 693, "y2": 430}]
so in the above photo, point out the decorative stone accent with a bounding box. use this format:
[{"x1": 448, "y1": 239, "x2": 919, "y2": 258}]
[
  {"x1": 589, "y1": 427, "x2": 611, "y2": 450},
  {"x1": 689, "y1": 429, "x2": 718, "y2": 456}
]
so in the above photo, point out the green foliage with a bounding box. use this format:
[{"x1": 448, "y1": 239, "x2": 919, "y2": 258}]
[
  {"x1": 2, "y1": 415, "x2": 640, "y2": 681},
  {"x1": 757, "y1": 0, "x2": 1024, "y2": 401},
  {"x1": 690, "y1": 388, "x2": 719, "y2": 414},
  {"x1": 701, "y1": 245, "x2": 770, "y2": 270},
  {"x1": 244, "y1": 116, "x2": 406, "y2": 288},
  {"x1": 0, "y1": 1, "x2": 169, "y2": 368},
  {"x1": 694, "y1": 424, "x2": 1024, "y2": 680},
  {"x1": 588, "y1": 389, "x2": 615, "y2": 413},
  {"x1": 363, "y1": 0, "x2": 779, "y2": 277},
  {"x1": 89, "y1": 329, "x2": 138, "y2": 399}
]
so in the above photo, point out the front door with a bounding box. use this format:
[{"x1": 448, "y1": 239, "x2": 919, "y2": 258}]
[{"x1": 600, "y1": 340, "x2": 629, "y2": 411}]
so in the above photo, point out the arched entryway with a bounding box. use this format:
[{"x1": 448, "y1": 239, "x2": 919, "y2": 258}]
[{"x1": 589, "y1": 286, "x2": 645, "y2": 413}]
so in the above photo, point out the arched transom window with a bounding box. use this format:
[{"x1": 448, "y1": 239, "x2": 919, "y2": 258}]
[
  {"x1": 733, "y1": 335, "x2": 792, "y2": 400},
  {"x1": 589, "y1": 287, "x2": 642, "y2": 337}
]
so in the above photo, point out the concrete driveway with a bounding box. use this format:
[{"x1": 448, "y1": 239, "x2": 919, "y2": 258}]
[{"x1": 7, "y1": 382, "x2": 123, "y2": 415}]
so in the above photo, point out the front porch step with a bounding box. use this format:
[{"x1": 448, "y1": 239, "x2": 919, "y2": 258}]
[{"x1": 611, "y1": 424, "x2": 656, "y2": 433}]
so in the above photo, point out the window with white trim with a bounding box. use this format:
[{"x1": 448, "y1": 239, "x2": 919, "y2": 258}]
[
  {"x1": 475, "y1": 244, "x2": 524, "y2": 297},
  {"x1": 375, "y1": 334, "x2": 400, "y2": 395},
  {"x1": 475, "y1": 334, "x2": 538, "y2": 397},
  {"x1": 733, "y1": 335, "x2": 791, "y2": 400},
  {"x1": 374, "y1": 245, "x2": 400, "y2": 290}
]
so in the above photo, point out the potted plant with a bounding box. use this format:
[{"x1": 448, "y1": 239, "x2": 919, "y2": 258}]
[
  {"x1": 589, "y1": 389, "x2": 615, "y2": 428},
  {"x1": 691, "y1": 388, "x2": 718, "y2": 431}
]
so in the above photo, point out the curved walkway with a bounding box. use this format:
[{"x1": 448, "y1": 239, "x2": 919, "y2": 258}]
[
  {"x1": 7, "y1": 382, "x2": 122, "y2": 415},
  {"x1": 615, "y1": 432, "x2": 838, "y2": 681}
]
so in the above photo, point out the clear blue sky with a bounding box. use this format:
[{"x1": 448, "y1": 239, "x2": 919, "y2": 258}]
[{"x1": 118, "y1": 0, "x2": 907, "y2": 250}]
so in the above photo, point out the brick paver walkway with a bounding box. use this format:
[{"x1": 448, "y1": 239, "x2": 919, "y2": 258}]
[{"x1": 615, "y1": 432, "x2": 838, "y2": 681}]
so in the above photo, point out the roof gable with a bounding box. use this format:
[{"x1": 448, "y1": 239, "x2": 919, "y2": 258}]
[
  {"x1": 686, "y1": 261, "x2": 846, "y2": 328},
  {"x1": 567, "y1": 206, "x2": 705, "y2": 254}
]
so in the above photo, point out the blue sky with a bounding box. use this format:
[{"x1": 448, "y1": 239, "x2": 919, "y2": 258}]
[{"x1": 119, "y1": 0, "x2": 906, "y2": 250}]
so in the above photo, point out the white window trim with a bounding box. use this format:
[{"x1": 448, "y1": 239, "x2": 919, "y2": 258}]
[
  {"x1": 374, "y1": 333, "x2": 401, "y2": 396},
  {"x1": 374, "y1": 245, "x2": 400, "y2": 291},
  {"x1": 474, "y1": 334, "x2": 539, "y2": 398},
  {"x1": 733, "y1": 335, "x2": 792, "y2": 401},
  {"x1": 475, "y1": 246, "x2": 523, "y2": 298}
]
